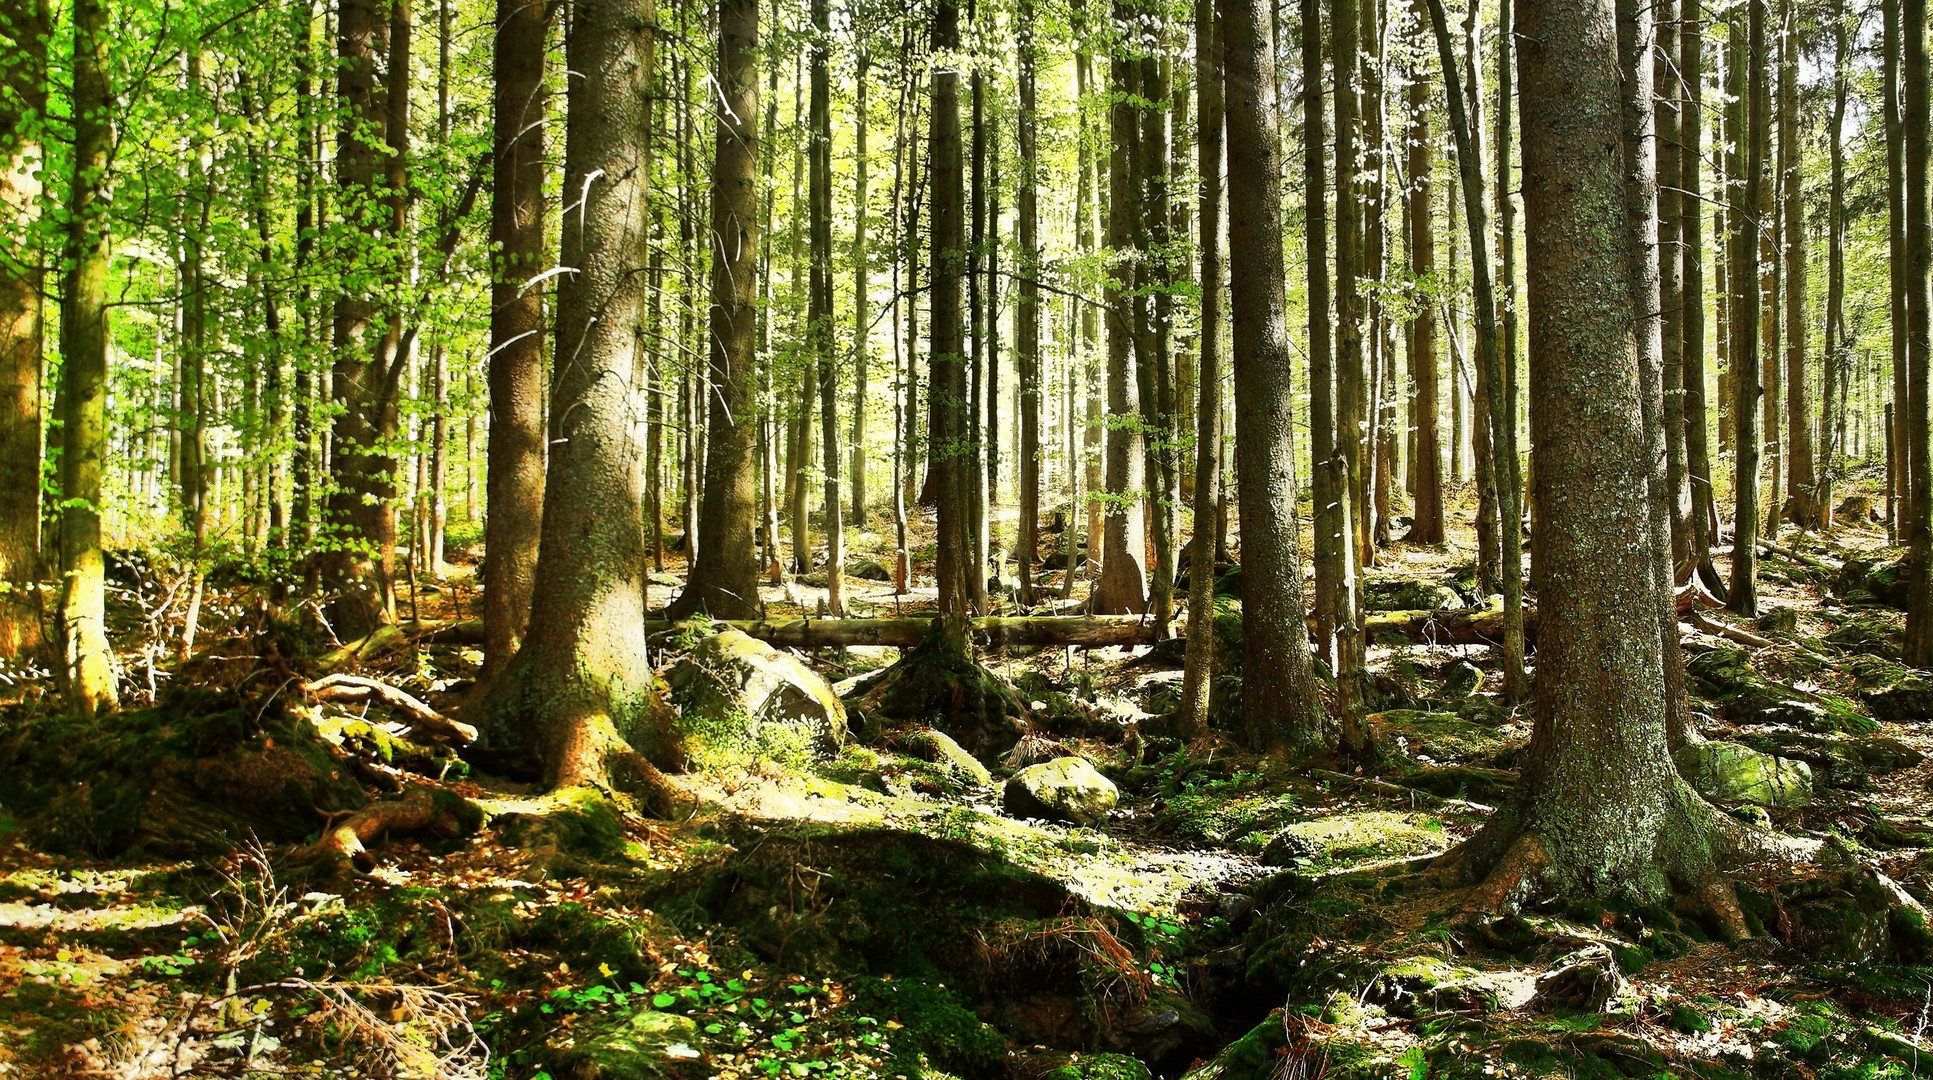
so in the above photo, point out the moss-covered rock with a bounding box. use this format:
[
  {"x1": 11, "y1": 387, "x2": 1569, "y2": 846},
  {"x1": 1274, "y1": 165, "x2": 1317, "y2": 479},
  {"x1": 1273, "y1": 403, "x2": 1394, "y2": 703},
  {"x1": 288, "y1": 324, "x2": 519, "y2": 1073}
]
[
  {"x1": 894, "y1": 727, "x2": 995, "y2": 788},
  {"x1": 1372, "y1": 710, "x2": 1517, "y2": 767},
  {"x1": 850, "y1": 627, "x2": 1030, "y2": 759},
  {"x1": 1672, "y1": 740, "x2": 1812, "y2": 806},
  {"x1": 1259, "y1": 810, "x2": 1446, "y2": 867},
  {"x1": 667, "y1": 629, "x2": 849, "y2": 760},
  {"x1": 1440, "y1": 659, "x2": 1484, "y2": 699},
  {"x1": 1843, "y1": 655, "x2": 1933, "y2": 724},
  {"x1": 1364, "y1": 955, "x2": 1503, "y2": 1016},
  {"x1": 1176, "y1": 1013, "x2": 1288, "y2": 1080},
  {"x1": 1824, "y1": 610, "x2": 1903, "y2": 658},
  {"x1": 1757, "y1": 866, "x2": 1933, "y2": 964},
  {"x1": 1833, "y1": 556, "x2": 1909, "y2": 609},
  {"x1": 1687, "y1": 648, "x2": 1875, "y2": 734},
  {"x1": 553, "y1": 1008, "x2": 705, "y2": 1080},
  {"x1": 1731, "y1": 730, "x2": 1922, "y2": 789},
  {"x1": 1005, "y1": 757, "x2": 1119, "y2": 825},
  {"x1": 1036, "y1": 1051, "x2": 1153, "y2": 1080},
  {"x1": 1362, "y1": 578, "x2": 1466, "y2": 612}
]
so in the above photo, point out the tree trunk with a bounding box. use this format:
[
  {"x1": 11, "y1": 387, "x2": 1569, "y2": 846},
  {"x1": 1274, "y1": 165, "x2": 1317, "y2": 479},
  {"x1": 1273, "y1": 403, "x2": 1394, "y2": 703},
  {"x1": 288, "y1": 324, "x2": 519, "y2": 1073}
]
[
  {"x1": 1819, "y1": 0, "x2": 1848, "y2": 529},
  {"x1": 1727, "y1": 0, "x2": 1765, "y2": 616},
  {"x1": 58, "y1": 0, "x2": 117, "y2": 713},
  {"x1": 929, "y1": 0, "x2": 971, "y2": 644},
  {"x1": 1406, "y1": 0, "x2": 1444, "y2": 545},
  {"x1": 671, "y1": 0, "x2": 762, "y2": 621},
  {"x1": 1905, "y1": 0, "x2": 1933, "y2": 665},
  {"x1": 1309, "y1": 0, "x2": 1348, "y2": 671},
  {"x1": 1332, "y1": 0, "x2": 1366, "y2": 692},
  {"x1": 1077, "y1": 52, "x2": 1104, "y2": 583},
  {"x1": 1888, "y1": 0, "x2": 1910, "y2": 541},
  {"x1": 1140, "y1": 53, "x2": 1176, "y2": 638},
  {"x1": 1017, "y1": 7, "x2": 1041, "y2": 607},
  {"x1": 1223, "y1": 0, "x2": 1329, "y2": 752},
  {"x1": 1681, "y1": 2, "x2": 1720, "y2": 589},
  {"x1": 810, "y1": 0, "x2": 843, "y2": 616},
  {"x1": 1657, "y1": 0, "x2": 1689, "y2": 572},
  {"x1": 1444, "y1": 0, "x2": 1748, "y2": 908},
  {"x1": 1778, "y1": 0, "x2": 1811, "y2": 529},
  {"x1": 1094, "y1": 20, "x2": 1148, "y2": 615},
  {"x1": 851, "y1": 57, "x2": 870, "y2": 530},
  {"x1": 1177, "y1": 0, "x2": 1222, "y2": 739},
  {"x1": 494, "y1": 0, "x2": 667, "y2": 794},
  {"x1": 484, "y1": 0, "x2": 549, "y2": 677},
  {"x1": 0, "y1": 0, "x2": 46, "y2": 659}
]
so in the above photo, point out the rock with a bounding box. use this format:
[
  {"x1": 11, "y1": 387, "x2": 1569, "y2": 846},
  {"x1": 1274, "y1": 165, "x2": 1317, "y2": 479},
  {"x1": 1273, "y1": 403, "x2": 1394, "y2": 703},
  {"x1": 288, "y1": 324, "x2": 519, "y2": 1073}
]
[
  {"x1": 1042, "y1": 547, "x2": 1087, "y2": 571},
  {"x1": 1757, "y1": 606, "x2": 1800, "y2": 635},
  {"x1": 1373, "y1": 709, "x2": 1517, "y2": 767},
  {"x1": 1036, "y1": 1053, "x2": 1152, "y2": 1080},
  {"x1": 1365, "y1": 956, "x2": 1505, "y2": 1017},
  {"x1": 1837, "y1": 494, "x2": 1879, "y2": 523},
  {"x1": 666, "y1": 629, "x2": 848, "y2": 753},
  {"x1": 1765, "y1": 867, "x2": 1933, "y2": 964},
  {"x1": 1440, "y1": 660, "x2": 1485, "y2": 698},
  {"x1": 1530, "y1": 946, "x2": 1631, "y2": 1014},
  {"x1": 1259, "y1": 810, "x2": 1447, "y2": 866},
  {"x1": 1832, "y1": 557, "x2": 1909, "y2": 609},
  {"x1": 1004, "y1": 756, "x2": 1119, "y2": 825},
  {"x1": 1845, "y1": 655, "x2": 1933, "y2": 724},
  {"x1": 1362, "y1": 577, "x2": 1466, "y2": 612},
  {"x1": 1825, "y1": 611, "x2": 1903, "y2": 658},
  {"x1": 1365, "y1": 672, "x2": 1420, "y2": 712},
  {"x1": 1733, "y1": 730, "x2": 1922, "y2": 789},
  {"x1": 850, "y1": 557, "x2": 893, "y2": 582},
  {"x1": 1672, "y1": 740, "x2": 1813, "y2": 807},
  {"x1": 894, "y1": 728, "x2": 994, "y2": 788},
  {"x1": 1687, "y1": 648, "x2": 1875, "y2": 734},
  {"x1": 1101, "y1": 992, "x2": 1219, "y2": 1076},
  {"x1": 557, "y1": 1009, "x2": 705, "y2": 1080}
]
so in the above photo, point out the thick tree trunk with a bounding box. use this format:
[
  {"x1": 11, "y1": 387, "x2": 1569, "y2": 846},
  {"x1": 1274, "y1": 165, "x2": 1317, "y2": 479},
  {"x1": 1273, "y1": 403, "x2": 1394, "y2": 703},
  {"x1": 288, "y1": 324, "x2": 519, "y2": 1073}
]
[
  {"x1": 1406, "y1": 7, "x2": 1444, "y2": 546},
  {"x1": 1223, "y1": 0, "x2": 1329, "y2": 753},
  {"x1": 1177, "y1": 0, "x2": 1223, "y2": 739},
  {"x1": 1095, "y1": 22, "x2": 1148, "y2": 616},
  {"x1": 493, "y1": 0, "x2": 667, "y2": 794},
  {"x1": 1727, "y1": 0, "x2": 1765, "y2": 616},
  {"x1": 1445, "y1": 0, "x2": 1747, "y2": 907},
  {"x1": 58, "y1": 0, "x2": 117, "y2": 713},
  {"x1": 929, "y1": 0, "x2": 971, "y2": 644},
  {"x1": 671, "y1": 0, "x2": 761, "y2": 621},
  {"x1": 1905, "y1": 0, "x2": 1933, "y2": 665},
  {"x1": 0, "y1": 0, "x2": 46, "y2": 659},
  {"x1": 484, "y1": 0, "x2": 549, "y2": 677}
]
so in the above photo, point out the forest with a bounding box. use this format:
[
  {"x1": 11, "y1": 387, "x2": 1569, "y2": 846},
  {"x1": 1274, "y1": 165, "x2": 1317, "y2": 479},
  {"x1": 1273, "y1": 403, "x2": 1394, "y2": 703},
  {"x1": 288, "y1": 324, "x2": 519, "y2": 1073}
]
[{"x1": 7, "y1": 0, "x2": 1933, "y2": 1070}]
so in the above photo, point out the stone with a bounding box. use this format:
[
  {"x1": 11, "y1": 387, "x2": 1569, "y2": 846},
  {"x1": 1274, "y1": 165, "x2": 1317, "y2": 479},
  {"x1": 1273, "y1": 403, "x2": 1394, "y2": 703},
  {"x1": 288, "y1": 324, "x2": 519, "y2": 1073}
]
[
  {"x1": 1687, "y1": 648, "x2": 1874, "y2": 734},
  {"x1": 1770, "y1": 867, "x2": 1933, "y2": 964},
  {"x1": 1733, "y1": 730, "x2": 1922, "y2": 789},
  {"x1": 894, "y1": 728, "x2": 995, "y2": 788},
  {"x1": 1837, "y1": 494, "x2": 1879, "y2": 522},
  {"x1": 1003, "y1": 756, "x2": 1120, "y2": 825},
  {"x1": 1440, "y1": 660, "x2": 1484, "y2": 699},
  {"x1": 666, "y1": 629, "x2": 849, "y2": 752},
  {"x1": 1259, "y1": 810, "x2": 1447, "y2": 866},
  {"x1": 1373, "y1": 709, "x2": 1516, "y2": 767},
  {"x1": 557, "y1": 1009, "x2": 705, "y2": 1080},
  {"x1": 1364, "y1": 956, "x2": 1506, "y2": 1017},
  {"x1": 1530, "y1": 946, "x2": 1632, "y2": 1014},
  {"x1": 1756, "y1": 606, "x2": 1800, "y2": 635},
  {"x1": 1039, "y1": 1053, "x2": 1152, "y2": 1080},
  {"x1": 1845, "y1": 655, "x2": 1933, "y2": 724},
  {"x1": 1672, "y1": 740, "x2": 1812, "y2": 807},
  {"x1": 1825, "y1": 612, "x2": 1903, "y2": 658},
  {"x1": 850, "y1": 557, "x2": 893, "y2": 582},
  {"x1": 1362, "y1": 577, "x2": 1466, "y2": 612}
]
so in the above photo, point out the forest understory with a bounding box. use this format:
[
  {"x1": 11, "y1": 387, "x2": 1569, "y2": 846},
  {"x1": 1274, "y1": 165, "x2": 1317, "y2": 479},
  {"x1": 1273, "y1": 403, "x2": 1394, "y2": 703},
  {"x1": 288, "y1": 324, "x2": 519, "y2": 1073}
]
[{"x1": 2, "y1": 473, "x2": 1932, "y2": 1080}]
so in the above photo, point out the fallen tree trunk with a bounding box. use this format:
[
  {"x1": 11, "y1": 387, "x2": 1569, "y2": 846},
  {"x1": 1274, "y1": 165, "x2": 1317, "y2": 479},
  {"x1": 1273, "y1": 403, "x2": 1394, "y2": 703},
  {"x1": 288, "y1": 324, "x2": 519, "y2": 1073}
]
[
  {"x1": 643, "y1": 615, "x2": 1161, "y2": 649},
  {"x1": 1350, "y1": 605, "x2": 1539, "y2": 647},
  {"x1": 304, "y1": 673, "x2": 480, "y2": 744},
  {"x1": 1755, "y1": 538, "x2": 1841, "y2": 572}
]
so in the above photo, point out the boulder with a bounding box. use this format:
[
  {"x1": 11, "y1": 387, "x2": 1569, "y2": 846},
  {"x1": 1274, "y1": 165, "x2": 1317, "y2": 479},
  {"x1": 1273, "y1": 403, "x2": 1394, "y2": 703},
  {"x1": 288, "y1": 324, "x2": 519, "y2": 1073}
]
[
  {"x1": 1036, "y1": 1053, "x2": 1152, "y2": 1080},
  {"x1": 1837, "y1": 494, "x2": 1879, "y2": 523},
  {"x1": 1687, "y1": 648, "x2": 1875, "y2": 734},
  {"x1": 1845, "y1": 655, "x2": 1933, "y2": 724},
  {"x1": 1832, "y1": 557, "x2": 1909, "y2": 609},
  {"x1": 1440, "y1": 659, "x2": 1485, "y2": 699},
  {"x1": 1732, "y1": 730, "x2": 1922, "y2": 789},
  {"x1": 1004, "y1": 756, "x2": 1119, "y2": 825},
  {"x1": 1530, "y1": 946, "x2": 1632, "y2": 1014},
  {"x1": 556, "y1": 1009, "x2": 705, "y2": 1080},
  {"x1": 1373, "y1": 710, "x2": 1517, "y2": 767},
  {"x1": 1365, "y1": 956, "x2": 1504, "y2": 1017},
  {"x1": 1259, "y1": 810, "x2": 1447, "y2": 866},
  {"x1": 894, "y1": 728, "x2": 995, "y2": 788},
  {"x1": 1764, "y1": 866, "x2": 1933, "y2": 964},
  {"x1": 1756, "y1": 606, "x2": 1800, "y2": 635},
  {"x1": 850, "y1": 557, "x2": 894, "y2": 582},
  {"x1": 1672, "y1": 740, "x2": 1812, "y2": 807},
  {"x1": 1362, "y1": 577, "x2": 1466, "y2": 612},
  {"x1": 1825, "y1": 611, "x2": 1903, "y2": 658},
  {"x1": 666, "y1": 629, "x2": 848, "y2": 752}
]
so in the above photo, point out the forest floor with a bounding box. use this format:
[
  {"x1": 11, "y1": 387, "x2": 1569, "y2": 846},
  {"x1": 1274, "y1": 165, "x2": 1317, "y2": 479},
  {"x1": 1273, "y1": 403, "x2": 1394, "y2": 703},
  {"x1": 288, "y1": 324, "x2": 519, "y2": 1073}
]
[{"x1": 4, "y1": 476, "x2": 1933, "y2": 1079}]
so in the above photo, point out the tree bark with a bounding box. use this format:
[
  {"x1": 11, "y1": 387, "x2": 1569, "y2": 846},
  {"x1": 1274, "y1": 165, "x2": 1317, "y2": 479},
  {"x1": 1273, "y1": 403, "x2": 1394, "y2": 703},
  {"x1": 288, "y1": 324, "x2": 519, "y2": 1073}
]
[
  {"x1": 1819, "y1": 0, "x2": 1849, "y2": 529},
  {"x1": 58, "y1": 0, "x2": 117, "y2": 713},
  {"x1": 0, "y1": 0, "x2": 46, "y2": 659},
  {"x1": 1681, "y1": 2, "x2": 1720, "y2": 588},
  {"x1": 1905, "y1": 0, "x2": 1933, "y2": 665},
  {"x1": 1778, "y1": 0, "x2": 1811, "y2": 529},
  {"x1": 1888, "y1": 0, "x2": 1911, "y2": 542},
  {"x1": 484, "y1": 0, "x2": 549, "y2": 677},
  {"x1": 1095, "y1": 17, "x2": 1148, "y2": 615},
  {"x1": 1657, "y1": 0, "x2": 1689, "y2": 572},
  {"x1": 1177, "y1": 0, "x2": 1223, "y2": 739},
  {"x1": 1223, "y1": 0, "x2": 1329, "y2": 752},
  {"x1": 1331, "y1": 0, "x2": 1366, "y2": 692},
  {"x1": 1017, "y1": 5, "x2": 1041, "y2": 607},
  {"x1": 851, "y1": 56, "x2": 871, "y2": 530},
  {"x1": 810, "y1": 0, "x2": 843, "y2": 616},
  {"x1": 1406, "y1": 5, "x2": 1444, "y2": 546},
  {"x1": 929, "y1": 0, "x2": 971, "y2": 644},
  {"x1": 1727, "y1": 0, "x2": 1764, "y2": 616}
]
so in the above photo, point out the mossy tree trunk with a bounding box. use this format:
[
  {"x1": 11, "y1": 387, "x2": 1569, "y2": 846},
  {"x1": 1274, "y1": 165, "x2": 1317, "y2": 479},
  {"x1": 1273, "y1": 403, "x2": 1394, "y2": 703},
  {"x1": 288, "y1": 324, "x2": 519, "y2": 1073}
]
[
  {"x1": 499, "y1": 0, "x2": 666, "y2": 792},
  {"x1": 928, "y1": 0, "x2": 970, "y2": 645},
  {"x1": 810, "y1": 0, "x2": 843, "y2": 616},
  {"x1": 1404, "y1": 0, "x2": 1444, "y2": 546},
  {"x1": 0, "y1": 0, "x2": 46, "y2": 660},
  {"x1": 1176, "y1": 0, "x2": 1222, "y2": 739},
  {"x1": 58, "y1": 0, "x2": 116, "y2": 714},
  {"x1": 1094, "y1": 8, "x2": 1147, "y2": 616},
  {"x1": 1223, "y1": 0, "x2": 1328, "y2": 753}
]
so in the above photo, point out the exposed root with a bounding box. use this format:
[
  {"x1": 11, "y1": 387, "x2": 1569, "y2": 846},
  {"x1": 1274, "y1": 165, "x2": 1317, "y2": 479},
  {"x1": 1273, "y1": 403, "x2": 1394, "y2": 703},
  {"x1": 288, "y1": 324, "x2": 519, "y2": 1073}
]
[
  {"x1": 1458, "y1": 831, "x2": 1558, "y2": 917},
  {"x1": 304, "y1": 783, "x2": 484, "y2": 874},
  {"x1": 304, "y1": 673, "x2": 478, "y2": 744}
]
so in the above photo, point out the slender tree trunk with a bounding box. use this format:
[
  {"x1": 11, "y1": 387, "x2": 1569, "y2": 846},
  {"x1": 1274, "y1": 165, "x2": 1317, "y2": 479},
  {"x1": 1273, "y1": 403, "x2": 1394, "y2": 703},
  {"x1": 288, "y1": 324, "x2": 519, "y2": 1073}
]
[
  {"x1": 1905, "y1": 0, "x2": 1933, "y2": 664},
  {"x1": 1682, "y1": 1, "x2": 1720, "y2": 590},
  {"x1": 1017, "y1": 6, "x2": 1041, "y2": 607},
  {"x1": 1224, "y1": 0, "x2": 1328, "y2": 752},
  {"x1": 672, "y1": 0, "x2": 762, "y2": 621},
  {"x1": 484, "y1": 0, "x2": 549, "y2": 676},
  {"x1": 1077, "y1": 52, "x2": 1104, "y2": 584},
  {"x1": 1820, "y1": 0, "x2": 1849, "y2": 528},
  {"x1": 1658, "y1": 0, "x2": 1689, "y2": 572},
  {"x1": 758, "y1": 32, "x2": 781, "y2": 580},
  {"x1": 967, "y1": 63, "x2": 989, "y2": 614},
  {"x1": 1778, "y1": 0, "x2": 1811, "y2": 528},
  {"x1": 1728, "y1": 0, "x2": 1765, "y2": 616},
  {"x1": 1888, "y1": 0, "x2": 1910, "y2": 542},
  {"x1": 1140, "y1": 53, "x2": 1176, "y2": 637},
  {"x1": 494, "y1": 0, "x2": 668, "y2": 793},
  {"x1": 810, "y1": 0, "x2": 843, "y2": 615},
  {"x1": 0, "y1": 0, "x2": 47, "y2": 658},
  {"x1": 1177, "y1": 0, "x2": 1222, "y2": 738},
  {"x1": 851, "y1": 56, "x2": 871, "y2": 529},
  {"x1": 1332, "y1": 0, "x2": 1367, "y2": 692},
  {"x1": 58, "y1": 0, "x2": 117, "y2": 713},
  {"x1": 1310, "y1": 0, "x2": 1346, "y2": 667}
]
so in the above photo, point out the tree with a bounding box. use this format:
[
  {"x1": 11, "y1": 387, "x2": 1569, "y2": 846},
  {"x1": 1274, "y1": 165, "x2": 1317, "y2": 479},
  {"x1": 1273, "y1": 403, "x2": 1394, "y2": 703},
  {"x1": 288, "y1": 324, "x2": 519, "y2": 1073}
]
[
  {"x1": 1681, "y1": 0, "x2": 1720, "y2": 588},
  {"x1": 1441, "y1": 0, "x2": 1759, "y2": 911},
  {"x1": 1818, "y1": 0, "x2": 1849, "y2": 528},
  {"x1": 1016, "y1": 0, "x2": 1041, "y2": 607},
  {"x1": 0, "y1": 0, "x2": 46, "y2": 659},
  {"x1": 484, "y1": 0, "x2": 550, "y2": 676},
  {"x1": 1727, "y1": 0, "x2": 1765, "y2": 616},
  {"x1": 58, "y1": 0, "x2": 116, "y2": 713},
  {"x1": 929, "y1": 0, "x2": 971, "y2": 641},
  {"x1": 810, "y1": 0, "x2": 844, "y2": 616},
  {"x1": 1093, "y1": 4, "x2": 1147, "y2": 615},
  {"x1": 851, "y1": 54, "x2": 871, "y2": 530},
  {"x1": 494, "y1": 0, "x2": 666, "y2": 791},
  {"x1": 1222, "y1": 0, "x2": 1327, "y2": 752},
  {"x1": 1405, "y1": 3, "x2": 1444, "y2": 546},
  {"x1": 671, "y1": 0, "x2": 762, "y2": 622},
  {"x1": 1778, "y1": 0, "x2": 1811, "y2": 529},
  {"x1": 1906, "y1": 0, "x2": 1933, "y2": 665}
]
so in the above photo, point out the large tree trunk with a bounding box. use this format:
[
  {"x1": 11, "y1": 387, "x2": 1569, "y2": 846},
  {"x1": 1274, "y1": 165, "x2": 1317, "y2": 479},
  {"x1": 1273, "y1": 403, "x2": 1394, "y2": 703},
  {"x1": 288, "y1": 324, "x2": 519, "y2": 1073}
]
[
  {"x1": 671, "y1": 0, "x2": 761, "y2": 621},
  {"x1": 1443, "y1": 0, "x2": 1750, "y2": 908},
  {"x1": 483, "y1": 0, "x2": 549, "y2": 677},
  {"x1": 928, "y1": 0, "x2": 971, "y2": 643},
  {"x1": 1819, "y1": 0, "x2": 1849, "y2": 529},
  {"x1": 1094, "y1": 20, "x2": 1148, "y2": 615},
  {"x1": 810, "y1": 0, "x2": 843, "y2": 616},
  {"x1": 1223, "y1": 0, "x2": 1329, "y2": 753},
  {"x1": 1177, "y1": 0, "x2": 1223, "y2": 740},
  {"x1": 58, "y1": 0, "x2": 117, "y2": 714},
  {"x1": 0, "y1": 0, "x2": 46, "y2": 659},
  {"x1": 493, "y1": 0, "x2": 666, "y2": 792},
  {"x1": 1017, "y1": 6, "x2": 1041, "y2": 608},
  {"x1": 1727, "y1": 0, "x2": 1765, "y2": 616},
  {"x1": 1905, "y1": 0, "x2": 1933, "y2": 665},
  {"x1": 1405, "y1": 4, "x2": 1444, "y2": 546}
]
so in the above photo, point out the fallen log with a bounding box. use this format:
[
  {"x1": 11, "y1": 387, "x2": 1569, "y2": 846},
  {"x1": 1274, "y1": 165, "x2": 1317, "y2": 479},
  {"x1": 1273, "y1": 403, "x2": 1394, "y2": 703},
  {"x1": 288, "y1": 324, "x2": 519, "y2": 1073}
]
[
  {"x1": 642, "y1": 615, "x2": 1160, "y2": 650},
  {"x1": 1755, "y1": 539, "x2": 1840, "y2": 573},
  {"x1": 304, "y1": 673, "x2": 479, "y2": 744},
  {"x1": 1685, "y1": 609, "x2": 1774, "y2": 648},
  {"x1": 1351, "y1": 605, "x2": 1538, "y2": 647}
]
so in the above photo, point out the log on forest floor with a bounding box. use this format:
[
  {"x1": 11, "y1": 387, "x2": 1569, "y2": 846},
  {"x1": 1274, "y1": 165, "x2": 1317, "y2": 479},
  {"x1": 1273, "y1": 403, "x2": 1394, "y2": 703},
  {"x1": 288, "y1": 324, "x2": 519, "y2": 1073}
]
[
  {"x1": 643, "y1": 615, "x2": 1162, "y2": 650},
  {"x1": 303, "y1": 673, "x2": 480, "y2": 744}
]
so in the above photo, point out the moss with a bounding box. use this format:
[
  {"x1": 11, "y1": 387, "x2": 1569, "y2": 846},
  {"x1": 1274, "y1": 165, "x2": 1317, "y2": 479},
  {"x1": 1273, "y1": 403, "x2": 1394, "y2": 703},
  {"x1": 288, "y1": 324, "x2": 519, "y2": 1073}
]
[
  {"x1": 850, "y1": 976, "x2": 1007, "y2": 1074},
  {"x1": 1372, "y1": 710, "x2": 1519, "y2": 767},
  {"x1": 1178, "y1": 1013, "x2": 1287, "y2": 1080}
]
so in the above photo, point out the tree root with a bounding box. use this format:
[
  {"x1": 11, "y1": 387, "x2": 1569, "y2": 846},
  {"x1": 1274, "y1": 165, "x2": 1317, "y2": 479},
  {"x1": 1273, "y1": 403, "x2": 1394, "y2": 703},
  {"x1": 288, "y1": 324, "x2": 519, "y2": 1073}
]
[
  {"x1": 303, "y1": 784, "x2": 485, "y2": 874},
  {"x1": 303, "y1": 673, "x2": 478, "y2": 744}
]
